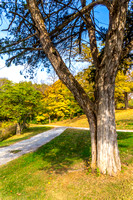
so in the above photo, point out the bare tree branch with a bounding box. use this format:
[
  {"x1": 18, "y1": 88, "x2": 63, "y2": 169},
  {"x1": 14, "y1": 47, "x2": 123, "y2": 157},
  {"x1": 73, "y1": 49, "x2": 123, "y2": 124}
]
[
  {"x1": 27, "y1": 0, "x2": 95, "y2": 114},
  {"x1": 121, "y1": 39, "x2": 133, "y2": 61},
  {"x1": 84, "y1": 13, "x2": 99, "y2": 67},
  {"x1": 9, "y1": 11, "x2": 35, "y2": 28},
  {"x1": 49, "y1": 0, "x2": 110, "y2": 37},
  {"x1": 1, "y1": 32, "x2": 37, "y2": 49},
  {"x1": 2, "y1": 0, "x2": 18, "y2": 31},
  {"x1": 17, "y1": 11, "x2": 30, "y2": 32},
  {"x1": 6, "y1": 49, "x2": 28, "y2": 66},
  {"x1": 79, "y1": 0, "x2": 99, "y2": 67},
  {"x1": 0, "y1": 47, "x2": 43, "y2": 54}
]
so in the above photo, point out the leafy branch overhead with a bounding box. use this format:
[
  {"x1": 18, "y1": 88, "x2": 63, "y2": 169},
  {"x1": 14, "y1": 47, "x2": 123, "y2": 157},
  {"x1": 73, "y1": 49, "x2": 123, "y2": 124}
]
[{"x1": 0, "y1": 0, "x2": 132, "y2": 69}]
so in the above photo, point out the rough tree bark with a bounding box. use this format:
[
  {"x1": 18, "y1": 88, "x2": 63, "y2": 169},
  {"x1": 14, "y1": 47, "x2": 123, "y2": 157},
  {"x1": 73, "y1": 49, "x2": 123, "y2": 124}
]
[
  {"x1": 95, "y1": 70, "x2": 121, "y2": 174},
  {"x1": 26, "y1": 0, "x2": 129, "y2": 175}
]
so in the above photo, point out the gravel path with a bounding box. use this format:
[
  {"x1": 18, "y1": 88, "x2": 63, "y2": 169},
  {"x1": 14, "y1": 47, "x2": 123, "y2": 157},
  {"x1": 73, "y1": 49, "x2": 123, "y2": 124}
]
[
  {"x1": 0, "y1": 127, "x2": 67, "y2": 166},
  {"x1": 0, "y1": 126, "x2": 133, "y2": 166},
  {"x1": 43, "y1": 125, "x2": 133, "y2": 132}
]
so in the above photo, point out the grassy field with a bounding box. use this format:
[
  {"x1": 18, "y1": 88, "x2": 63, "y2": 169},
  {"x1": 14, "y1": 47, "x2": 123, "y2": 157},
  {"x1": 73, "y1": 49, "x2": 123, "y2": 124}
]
[
  {"x1": 0, "y1": 126, "x2": 52, "y2": 148},
  {"x1": 49, "y1": 109, "x2": 133, "y2": 130},
  {"x1": 115, "y1": 109, "x2": 133, "y2": 129},
  {"x1": 0, "y1": 129, "x2": 133, "y2": 200},
  {"x1": 0, "y1": 109, "x2": 132, "y2": 148}
]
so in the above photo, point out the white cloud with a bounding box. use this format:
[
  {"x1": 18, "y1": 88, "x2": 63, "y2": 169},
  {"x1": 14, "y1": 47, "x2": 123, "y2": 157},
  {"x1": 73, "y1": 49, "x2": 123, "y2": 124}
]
[{"x1": 0, "y1": 59, "x2": 49, "y2": 83}]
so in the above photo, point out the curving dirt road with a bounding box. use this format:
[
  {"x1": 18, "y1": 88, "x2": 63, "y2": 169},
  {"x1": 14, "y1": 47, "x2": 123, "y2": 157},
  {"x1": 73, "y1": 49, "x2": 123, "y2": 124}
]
[{"x1": 0, "y1": 127, "x2": 67, "y2": 166}]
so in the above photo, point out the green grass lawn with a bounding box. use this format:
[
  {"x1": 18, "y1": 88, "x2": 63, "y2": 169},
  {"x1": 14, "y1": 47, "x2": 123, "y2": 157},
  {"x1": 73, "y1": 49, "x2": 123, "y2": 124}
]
[
  {"x1": 49, "y1": 109, "x2": 133, "y2": 130},
  {"x1": 0, "y1": 126, "x2": 52, "y2": 147},
  {"x1": 115, "y1": 109, "x2": 133, "y2": 129},
  {"x1": 0, "y1": 129, "x2": 133, "y2": 200}
]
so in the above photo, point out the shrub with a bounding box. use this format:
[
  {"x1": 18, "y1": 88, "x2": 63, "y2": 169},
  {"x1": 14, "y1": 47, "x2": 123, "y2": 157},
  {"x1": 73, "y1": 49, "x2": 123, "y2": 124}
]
[
  {"x1": 117, "y1": 102, "x2": 125, "y2": 109},
  {"x1": 129, "y1": 99, "x2": 133, "y2": 108},
  {"x1": 0, "y1": 121, "x2": 16, "y2": 141}
]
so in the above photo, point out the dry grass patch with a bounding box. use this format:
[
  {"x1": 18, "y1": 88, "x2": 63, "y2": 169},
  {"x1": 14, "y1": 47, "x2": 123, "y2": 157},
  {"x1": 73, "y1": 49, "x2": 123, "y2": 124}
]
[
  {"x1": 48, "y1": 109, "x2": 133, "y2": 130},
  {"x1": 45, "y1": 166, "x2": 133, "y2": 200}
]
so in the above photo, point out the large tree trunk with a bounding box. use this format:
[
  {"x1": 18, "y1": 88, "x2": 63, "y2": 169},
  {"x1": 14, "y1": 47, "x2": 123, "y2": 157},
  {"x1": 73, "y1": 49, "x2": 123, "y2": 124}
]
[
  {"x1": 96, "y1": 87, "x2": 121, "y2": 175},
  {"x1": 87, "y1": 80, "x2": 121, "y2": 175},
  {"x1": 93, "y1": 68, "x2": 121, "y2": 175}
]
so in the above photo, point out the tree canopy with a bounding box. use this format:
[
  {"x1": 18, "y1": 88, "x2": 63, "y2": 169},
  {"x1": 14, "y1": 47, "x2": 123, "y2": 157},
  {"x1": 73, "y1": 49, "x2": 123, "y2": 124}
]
[
  {"x1": 36, "y1": 79, "x2": 82, "y2": 123},
  {"x1": 0, "y1": 0, "x2": 132, "y2": 75},
  {"x1": 0, "y1": 81, "x2": 42, "y2": 133}
]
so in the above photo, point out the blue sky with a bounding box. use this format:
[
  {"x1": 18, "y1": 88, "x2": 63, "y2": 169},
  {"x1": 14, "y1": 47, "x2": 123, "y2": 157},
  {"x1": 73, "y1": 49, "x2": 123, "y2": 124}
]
[{"x1": 0, "y1": 3, "x2": 109, "y2": 83}]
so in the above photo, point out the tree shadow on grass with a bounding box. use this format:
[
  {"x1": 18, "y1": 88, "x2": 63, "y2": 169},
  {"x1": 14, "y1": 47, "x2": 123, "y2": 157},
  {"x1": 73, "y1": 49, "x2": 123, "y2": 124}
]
[
  {"x1": 34, "y1": 129, "x2": 91, "y2": 174},
  {"x1": 118, "y1": 144, "x2": 129, "y2": 148},
  {"x1": 117, "y1": 131, "x2": 133, "y2": 164},
  {"x1": 33, "y1": 129, "x2": 133, "y2": 174},
  {"x1": 22, "y1": 126, "x2": 52, "y2": 134},
  {"x1": 117, "y1": 131, "x2": 133, "y2": 140}
]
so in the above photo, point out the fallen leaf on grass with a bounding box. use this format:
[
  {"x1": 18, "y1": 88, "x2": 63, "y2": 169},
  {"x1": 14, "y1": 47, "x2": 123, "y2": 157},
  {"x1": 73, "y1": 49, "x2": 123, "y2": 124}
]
[{"x1": 17, "y1": 193, "x2": 21, "y2": 196}]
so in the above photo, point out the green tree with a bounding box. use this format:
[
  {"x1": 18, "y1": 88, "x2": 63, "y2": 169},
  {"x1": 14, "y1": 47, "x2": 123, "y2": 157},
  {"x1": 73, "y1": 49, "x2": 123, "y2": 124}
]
[
  {"x1": 0, "y1": 81, "x2": 42, "y2": 134},
  {"x1": 0, "y1": 78, "x2": 12, "y2": 87},
  {"x1": 33, "y1": 82, "x2": 48, "y2": 95}
]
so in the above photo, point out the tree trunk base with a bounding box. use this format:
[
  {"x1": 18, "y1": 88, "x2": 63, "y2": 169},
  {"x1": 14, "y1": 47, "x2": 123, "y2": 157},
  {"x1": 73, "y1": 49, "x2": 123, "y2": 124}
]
[
  {"x1": 16, "y1": 123, "x2": 21, "y2": 135},
  {"x1": 96, "y1": 130, "x2": 121, "y2": 176}
]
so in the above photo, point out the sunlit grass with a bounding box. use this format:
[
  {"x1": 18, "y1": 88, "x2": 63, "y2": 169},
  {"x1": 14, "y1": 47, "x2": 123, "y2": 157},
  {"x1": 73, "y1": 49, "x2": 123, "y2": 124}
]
[
  {"x1": 0, "y1": 129, "x2": 132, "y2": 200},
  {"x1": 0, "y1": 126, "x2": 52, "y2": 147},
  {"x1": 50, "y1": 114, "x2": 89, "y2": 128},
  {"x1": 49, "y1": 109, "x2": 133, "y2": 130},
  {"x1": 0, "y1": 109, "x2": 132, "y2": 148},
  {"x1": 115, "y1": 109, "x2": 133, "y2": 129}
]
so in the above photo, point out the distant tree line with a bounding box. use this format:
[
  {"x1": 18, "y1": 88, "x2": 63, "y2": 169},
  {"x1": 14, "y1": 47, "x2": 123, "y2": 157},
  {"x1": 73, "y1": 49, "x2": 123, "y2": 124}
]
[{"x1": 0, "y1": 69, "x2": 133, "y2": 134}]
